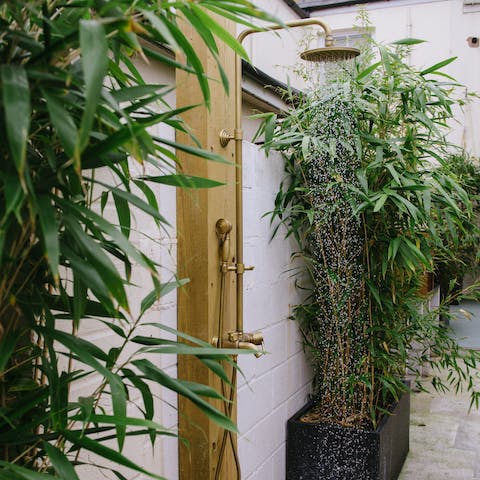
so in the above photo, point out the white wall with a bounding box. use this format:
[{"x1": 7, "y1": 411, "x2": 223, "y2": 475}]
[
  {"x1": 72, "y1": 57, "x2": 179, "y2": 480},
  {"x1": 237, "y1": 113, "x2": 312, "y2": 480},
  {"x1": 243, "y1": 0, "x2": 308, "y2": 89},
  {"x1": 132, "y1": 57, "x2": 179, "y2": 480},
  {"x1": 309, "y1": 0, "x2": 480, "y2": 155}
]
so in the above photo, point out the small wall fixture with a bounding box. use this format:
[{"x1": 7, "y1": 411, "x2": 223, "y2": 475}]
[{"x1": 467, "y1": 36, "x2": 479, "y2": 47}]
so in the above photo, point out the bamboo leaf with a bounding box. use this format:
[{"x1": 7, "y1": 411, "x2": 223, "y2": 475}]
[
  {"x1": 140, "y1": 278, "x2": 189, "y2": 316},
  {"x1": 154, "y1": 136, "x2": 232, "y2": 164},
  {"x1": 132, "y1": 180, "x2": 160, "y2": 227},
  {"x1": 387, "y1": 237, "x2": 402, "y2": 261},
  {"x1": 0, "y1": 330, "x2": 21, "y2": 373},
  {"x1": 421, "y1": 56, "x2": 457, "y2": 75},
  {"x1": 73, "y1": 274, "x2": 87, "y2": 326},
  {"x1": 63, "y1": 217, "x2": 128, "y2": 309},
  {"x1": 132, "y1": 359, "x2": 237, "y2": 432},
  {"x1": 37, "y1": 195, "x2": 60, "y2": 283},
  {"x1": 1, "y1": 65, "x2": 30, "y2": 179},
  {"x1": 141, "y1": 10, "x2": 181, "y2": 53},
  {"x1": 111, "y1": 84, "x2": 168, "y2": 103},
  {"x1": 391, "y1": 38, "x2": 426, "y2": 45},
  {"x1": 113, "y1": 192, "x2": 131, "y2": 239},
  {"x1": 60, "y1": 430, "x2": 165, "y2": 480},
  {"x1": 0, "y1": 462, "x2": 57, "y2": 479},
  {"x1": 138, "y1": 344, "x2": 255, "y2": 356},
  {"x1": 43, "y1": 90, "x2": 77, "y2": 159},
  {"x1": 43, "y1": 442, "x2": 80, "y2": 480},
  {"x1": 143, "y1": 174, "x2": 224, "y2": 189},
  {"x1": 70, "y1": 414, "x2": 174, "y2": 437},
  {"x1": 356, "y1": 61, "x2": 381, "y2": 81},
  {"x1": 111, "y1": 187, "x2": 169, "y2": 226},
  {"x1": 121, "y1": 369, "x2": 154, "y2": 438},
  {"x1": 39, "y1": 328, "x2": 127, "y2": 451},
  {"x1": 178, "y1": 380, "x2": 227, "y2": 400},
  {"x1": 373, "y1": 194, "x2": 388, "y2": 212},
  {"x1": 2, "y1": 173, "x2": 24, "y2": 221},
  {"x1": 189, "y1": 4, "x2": 249, "y2": 61},
  {"x1": 55, "y1": 197, "x2": 156, "y2": 273},
  {"x1": 77, "y1": 20, "x2": 108, "y2": 155},
  {"x1": 161, "y1": 15, "x2": 210, "y2": 106}
]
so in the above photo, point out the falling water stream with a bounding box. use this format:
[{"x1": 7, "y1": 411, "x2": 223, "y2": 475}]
[{"x1": 300, "y1": 57, "x2": 371, "y2": 427}]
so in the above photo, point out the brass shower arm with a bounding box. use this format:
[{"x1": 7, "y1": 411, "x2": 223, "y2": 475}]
[
  {"x1": 234, "y1": 18, "x2": 336, "y2": 140},
  {"x1": 237, "y1": 18, "x2": 334, "y2": 46}
]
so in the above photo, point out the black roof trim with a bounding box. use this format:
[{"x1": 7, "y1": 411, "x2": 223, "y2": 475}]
[
  {"x1": 242, "y1": 60, "x2": 300, "y2": 102},
  {"x1": 243, "y1": 61, "x2": 288, "y2": 94},
  {"x1": 299, "y1": 0, "x2": 386, "y2": 10},
  {"x1": 281, "y1": 0, "x2": 310, "y2": 18}
]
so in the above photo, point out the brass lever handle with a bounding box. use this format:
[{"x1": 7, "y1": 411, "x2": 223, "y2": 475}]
[
  {"x1": 216, "y1": 219, "x2": 254, "y2": 274},
  {"x1": 227, "y1": 263, "x2": 254, "y2": 274}
]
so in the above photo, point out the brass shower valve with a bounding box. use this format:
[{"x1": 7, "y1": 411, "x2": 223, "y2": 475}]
[
  {"x1": 227, "y1": 331, "x2": 263, "y2": 345},
  {"x1": 211, "y1": 331, "x2": 265, "y2": 358},
  {"x1": 216, "y1": 219, "x2": 254, "y2": 274}
]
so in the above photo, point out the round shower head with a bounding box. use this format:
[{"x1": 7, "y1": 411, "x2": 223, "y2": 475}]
[{"x1": 300, "y1": 46, "x2": 360, "y2": 63}]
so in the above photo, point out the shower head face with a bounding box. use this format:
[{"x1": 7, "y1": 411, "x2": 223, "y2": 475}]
[{"x1": 300, "y1": 46, "x2": 360, "y2": 63}]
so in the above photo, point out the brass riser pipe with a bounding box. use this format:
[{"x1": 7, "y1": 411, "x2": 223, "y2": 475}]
[{"x1": 234, "y1": 18, "x2": 335, "y2": 334}]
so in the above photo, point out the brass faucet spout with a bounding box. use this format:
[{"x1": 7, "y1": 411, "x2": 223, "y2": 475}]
[
  {"x1": 211, "y1": 330, "x2": 265, "y2": 358},
  {"x1": 237, "y1": 342, "x2": 263, "y2": 358}
]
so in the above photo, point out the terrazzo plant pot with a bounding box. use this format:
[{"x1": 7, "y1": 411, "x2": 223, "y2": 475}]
[{"x1": 286, "y1": 391, "x2": 410, "y2": 480}]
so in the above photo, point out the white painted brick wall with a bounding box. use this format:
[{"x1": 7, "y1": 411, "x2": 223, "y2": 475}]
[{"x1": 238, "y1": 138, "x2": 312, "y2": 480}]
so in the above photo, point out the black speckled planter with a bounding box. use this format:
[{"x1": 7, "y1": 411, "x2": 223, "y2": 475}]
[{"x1": 286, "y1": 391, "x2": 410, "y2": 480}]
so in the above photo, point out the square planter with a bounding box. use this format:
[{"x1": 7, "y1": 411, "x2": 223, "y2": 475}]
[{"x1": 286, "y1": 391, "x2": 410, "y2": 480}]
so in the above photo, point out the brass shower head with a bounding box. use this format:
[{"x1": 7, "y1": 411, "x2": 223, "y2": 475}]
[{"x1": 300, "y1": 46, "x2": 360, "y2": 63}]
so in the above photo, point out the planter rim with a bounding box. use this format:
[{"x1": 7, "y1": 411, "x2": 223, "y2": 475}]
[{"x1": 291, "y1": 382, "x2": 410, "y2": 434}]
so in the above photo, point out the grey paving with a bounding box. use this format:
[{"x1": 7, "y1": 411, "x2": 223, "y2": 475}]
[
  {"x1": 399, "y1": 301, "x2": 480, "y2": 479},
  {"x1": 399, "y1": 385, "x2": 480, "y2": 480}
]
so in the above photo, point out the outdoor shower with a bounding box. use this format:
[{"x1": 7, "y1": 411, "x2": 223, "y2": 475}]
[{"x1": 212, "y1": 18, "x2": 360, "y2": 479}]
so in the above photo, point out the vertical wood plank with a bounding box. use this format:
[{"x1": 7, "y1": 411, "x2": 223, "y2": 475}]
[{"x1": 176, "y1": 14, "x2": 238, "y2": 480}]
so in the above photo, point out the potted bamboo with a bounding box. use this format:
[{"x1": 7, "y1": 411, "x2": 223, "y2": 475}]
[{"x1": 258, "y1": 38, "x2": 480, "y2": 479}]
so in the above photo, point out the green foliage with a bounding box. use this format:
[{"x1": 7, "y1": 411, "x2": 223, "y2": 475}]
[
  {"x1": 259, "y1": 39, "x2": 480, "y2": 427},
  {"x1": 434, "y1": 153, "x2": 480, "y2": 298},
  {"x1": 0, "y1": 1, "x2": 274, "y2": 478}
]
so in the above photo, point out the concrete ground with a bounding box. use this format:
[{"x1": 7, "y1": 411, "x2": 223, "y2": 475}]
[
  {"x1": 399, "y1": 301, "x2": 480, "y2": 480},
  {"x1": 399, "y1": 382, "x2": 480, "y2": 480}
]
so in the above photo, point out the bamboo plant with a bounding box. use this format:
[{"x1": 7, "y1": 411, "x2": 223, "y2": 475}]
[
  {"x1": 258, "y1": 38, "x2": 480, "y2": 428},
  {"x1": 0, "y1": 1, "x2": 275, "y2": 478}
]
